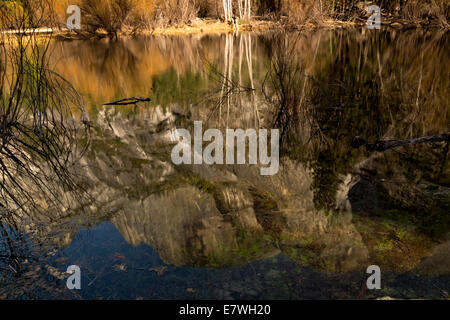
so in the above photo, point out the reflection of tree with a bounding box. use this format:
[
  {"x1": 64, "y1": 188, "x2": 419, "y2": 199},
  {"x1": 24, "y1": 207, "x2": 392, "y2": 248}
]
[
  {"x1": 0, "y1": 11, "x2": 90, "y2": 214},
  {"x1": 210, "y1": 33, "x2": 260, "y2": 128},
  {"x1": 53, "y1": 35, "x2": 205, "y2": 108},
  {"x1": 0, "y1": 215, "x2": 32, "y2": 282},
  {"x1": 219, "y1": 33, "x2": 234, "y2": 124},
  {"x1": 263, "y1": 30, "x2": 449, "y2": 210},
  {"x1": 0, "y1": 4, "x2": 90, "y2": 298}
]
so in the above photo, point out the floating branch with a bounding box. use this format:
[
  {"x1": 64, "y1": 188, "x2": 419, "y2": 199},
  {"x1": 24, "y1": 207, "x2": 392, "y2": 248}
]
[
  {"x1": 352, "y1": 133, "x2": 450, "y2": 152},
  {"x1": 103, "y1": 97, "x2": 151, "y2": 106}
]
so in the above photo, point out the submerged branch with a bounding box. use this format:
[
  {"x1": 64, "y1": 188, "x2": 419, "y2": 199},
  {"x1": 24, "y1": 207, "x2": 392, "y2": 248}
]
[
  {"x1": 103, "y1": 97, "x2": 151, "y2": 106},
  {"x1": 352, "y1": 133, "x2": 450, "y2": 152}
]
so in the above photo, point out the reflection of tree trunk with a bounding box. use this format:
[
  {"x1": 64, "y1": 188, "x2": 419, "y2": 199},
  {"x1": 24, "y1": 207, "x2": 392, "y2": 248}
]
[
  {"x1": 238, "y1": 35, "x2": 243, "y2": 110},
  {"x1": 227, "y1": 34, "x2": 234, "y2": 125},
  {"x1": 219, "y1": 35, "x2": 229, "y2": 120},
  {"x1": 244, "y1": 35, "x2": 259, "y2": 126},
  {"x1": 218, "y1": 34, "x2": 258, "y2": 126},
  {"x1": 219, "y1": 34, "x2": 234, "y2": 124}
]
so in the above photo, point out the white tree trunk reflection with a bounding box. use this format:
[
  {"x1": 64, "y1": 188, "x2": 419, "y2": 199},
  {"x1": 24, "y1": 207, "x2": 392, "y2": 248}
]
[{"x1": 218, "y1": 33, "x2": 259, "y2": 127}]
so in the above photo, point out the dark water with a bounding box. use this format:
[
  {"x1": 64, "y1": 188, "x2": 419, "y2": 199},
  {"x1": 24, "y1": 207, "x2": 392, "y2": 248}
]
[{"x1": 0, "y1": 29, "x2": 449, "y2": 299}]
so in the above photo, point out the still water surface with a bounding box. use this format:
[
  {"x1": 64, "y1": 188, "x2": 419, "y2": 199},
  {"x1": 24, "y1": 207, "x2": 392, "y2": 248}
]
[{"x1": 0, "y1": 29, "x2": 449, "y2": 299}]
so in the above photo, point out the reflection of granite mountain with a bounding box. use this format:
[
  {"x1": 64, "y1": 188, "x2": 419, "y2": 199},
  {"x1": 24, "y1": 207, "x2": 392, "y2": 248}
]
[
  {"x1": 96, "y1": 103, "x2": 371, "y2": 270},
  {"x1": 111, "y1": 186, "x2": 274, "y2": 267},
  {"x1": 5, "y1": 103, "x2": 449, "y2": 275}
]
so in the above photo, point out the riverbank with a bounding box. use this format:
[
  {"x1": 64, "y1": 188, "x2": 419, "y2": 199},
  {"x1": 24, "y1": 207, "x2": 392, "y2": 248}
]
[
  {"x1": 144, "y1": 19, "x2": 283, "y2": 36},
  {"x1": 1, "y1": 19, "x2": 282, "y2": 41},
  {"x1": 2, "y1": 15, "x2": 448, "y2": 43}
]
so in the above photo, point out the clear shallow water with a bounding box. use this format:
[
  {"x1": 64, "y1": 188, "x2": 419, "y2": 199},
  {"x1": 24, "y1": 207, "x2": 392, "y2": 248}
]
[{"x1": 0, "y1": 29, "x2": 449, "y2": 299}]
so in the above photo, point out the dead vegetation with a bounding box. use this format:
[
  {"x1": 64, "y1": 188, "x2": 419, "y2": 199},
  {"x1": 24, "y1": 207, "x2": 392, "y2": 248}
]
[
  {"x1": 0, "y1": 1, "x2": 90, "y2": 214},
  {"x1": 1, "y1": 0, "x2": 447, "y2": 38}
]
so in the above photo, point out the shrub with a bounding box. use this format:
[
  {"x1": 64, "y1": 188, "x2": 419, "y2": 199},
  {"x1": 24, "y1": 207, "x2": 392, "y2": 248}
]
[
  {"x1": 153, "y1": 0, "x2": 199, "y2": 27},
  {"x1": 283, "y1": 0, "x2": 321, "y2": 25},
  {"x1": 45, "y1": 0, "x2": 154, "y2": 37},
  {"x1": 0, "y1": 0, "x2": 54, "y2": 29},
  {"x1": 401, "y1": 0, "x2": 449, "y2": 27},
  {"x1": 80, "y1": 0, "x2": 135, "y2": 37}
]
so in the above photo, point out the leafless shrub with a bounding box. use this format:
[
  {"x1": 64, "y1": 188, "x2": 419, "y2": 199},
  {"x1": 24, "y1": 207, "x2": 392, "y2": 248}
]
[
  {"x1": 0, "y1": 6, "x2": 90, "y2": 214},
  {"x1": 0, "y1": 0, "x2": 56, "y2": 30},
  {"x1": 402, "y1": 0, "x2": 449, "y2": 27},
  {"x1": 283, "y1": 0, "x2": 324, "y2": 25},
  {"x1": 262, "y1": 33, "x2": 312, "y2": 146},
  {"x1": 153, "y1": 0, "x2": 199, "y2": 27},
  {"x1": 79, "y1": 0, "x2": 134, "y2": 37}
]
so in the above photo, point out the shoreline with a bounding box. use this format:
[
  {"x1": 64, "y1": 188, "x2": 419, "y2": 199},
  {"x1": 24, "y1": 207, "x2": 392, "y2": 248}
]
[{"x1": 2, "y1": 17, "x2": 447, "y2": 41}]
